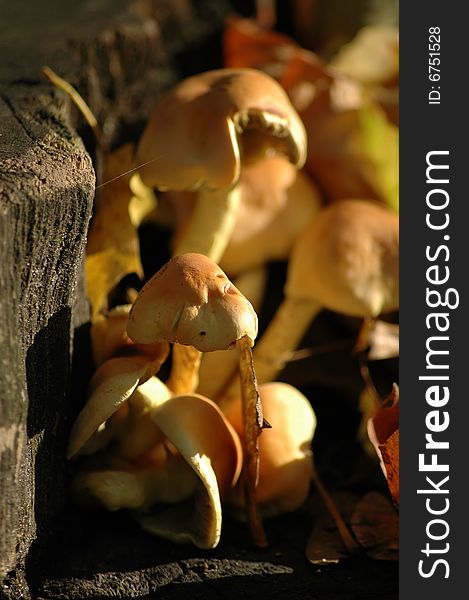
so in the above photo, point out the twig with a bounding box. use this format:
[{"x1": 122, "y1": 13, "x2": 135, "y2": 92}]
[{"x1": 41, "y1": 66, "x2": 107, "y2": 152}]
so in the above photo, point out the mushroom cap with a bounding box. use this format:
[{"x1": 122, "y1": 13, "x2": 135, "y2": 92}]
[
  {"x1": 219, "y1": 157, "x2": 322, "y2": 275},
  {"x1": 224, "y1": 382, "x2": 316, "y2": 517},
  {"x1": 71, "y1": 393, "x2": 243, "y2": 549},
  {"x1": 286, "y1": 199, "x2": 399, "y2": 317},
  {"x1": 127, "y1": 253, "x2": 258, "y2": 351},
  {"x1": 67, "y1": 365, "x2": 171, "y2": 459},
  {"x1": 135, "y1": 68, "x2": 307, "y2": 192},
  {"x1": 138, "y1": 393, "x2": 243, "y2": 548}
]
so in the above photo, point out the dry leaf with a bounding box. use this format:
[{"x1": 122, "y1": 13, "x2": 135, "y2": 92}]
[
  {"x1": 306, "y1": 491, "x2": 358, "y2": 564},
  {"x1": 367, "y1": 384, "x2": 400, "y2": 506},
  {"x1": 86, "y1": 251, "x2": 142, "y2": 323},
  {"x1": 331, "y1": 25, "x2": 399, "y2": 125},
  {"x1": 128, "y1": 173, "x2": 159, "y2": 228},
  {"x1": 379, "y1": 429, "x2": 399, "y2": 508},
  {"x1": 223, "y1": 17, "x2": 295, "y2": 79},
  {"x1": 86, "y1": 144, "x2": 144, "y2": 319},
  {"x1": 350, "y1": 491, "x2": 398, "y2": 560}
]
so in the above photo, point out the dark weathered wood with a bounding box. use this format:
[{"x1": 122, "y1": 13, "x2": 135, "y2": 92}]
[
  {"x1": 0, "y1": 0, "x2": 230, "y2": 148},
  {"x1": 0, "y1": 85, "x2": 95, "y2": 597},
  {"x1": 0, "y1": 1, "x2": 232, "y2": 596}
]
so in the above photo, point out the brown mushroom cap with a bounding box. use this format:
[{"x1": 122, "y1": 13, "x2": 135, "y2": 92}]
[
  {"x1": 138, "y1": 393, "x2": 243, "y2": 548},
  {"x1": 135, "y1": 68, "x2": 307, "y2": 192},
  {"x1": 127, "y1": 253, "x2": 258, "y2": 351},
  {"x1": 219, "y1": 157, "x2": 321, "y2": 275},
  {"x1": 224, "y1": 382, "x2": 316, "y2": 517},
  {"x1": 287, "y1": 199, "x2": 399, "y2": 317}
]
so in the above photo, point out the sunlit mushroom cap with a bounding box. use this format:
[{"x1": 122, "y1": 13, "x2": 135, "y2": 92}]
[
  {"x1": 219, "y1": 156, "x2": 321, "y2": 275},
  {"x1": 138, "y1": 393, "x2": 243, "y2": 548},
  {"x1": 73, "y1": 393, "x2": 243, "y2": 549},
  {"x1": 67, "y1": 365, "x2": 170, "y2": 459},
  {"x1": 135, "y1": 68, "x2": 307, "y2": 192},
  {"x1": 127, "y1": 253, "x2": 258, "y2": 351},
  {"x1": 286, "y1": 199, "x2": 399, "y2": 317},
  {"x1": 224, "y1": 382, "x2": 316, "y2": 517}
]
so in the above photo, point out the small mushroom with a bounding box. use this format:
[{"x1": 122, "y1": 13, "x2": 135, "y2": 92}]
[
  {"x1": 223, "y1": 199, "x2": 398, "y2": 392},
  {"x1": 197, "y1": 265, "x2": 268, "y2": 400},
  {"x1": 67, "y1": 351, "x2": 169, "y2": 459},
  {"x1": 223, "y1": 382, "x2": 316, "y2": 517},
  {"x1": 219, "y1": 157, "x2": 321, "y2": 276},
  {"x1": 127, "y1": 253, "x2": 257, "y2": 351},
  {"x1": 135, "y1": 67, "x2": 306, "y2": 263},
  {"x1": 127, "y1": 253, "x2": 268, "y2": 546},
  {"x1": 73, "y1": 394, "x2": 243, "y2": 549}
]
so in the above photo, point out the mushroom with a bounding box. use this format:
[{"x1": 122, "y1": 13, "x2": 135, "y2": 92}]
[
  {"x1": 73, "y1": 394, "x2": 243, "y2": 549},
  {"x1": 219, "y1": 158, "x2": 321, "y2": 276},
  {"x1": 197, "y1": 265, "x2": 267, "y2": 400},
  {"x1": 136, "y1": 69, "x2": 306, "y2": 417},
  {"x1": 67, "y1": 361, "x2": 170, "y2": 460},
  {"x1": 166, "y1": 157, "x2": 319, "y2": 402},
  {"x1": 135, "y1": 67, "x2": 306, "y2": 263},
  {"x1": 169, "y1": 156, "x2": 322, "y2": 277},
  {"x1": 127, "y1": 252, "x2": 268, "y2": 545},
  {"x1": 223, "y1": 199, "x2": 398, "y2": 393},
  {"x1": 223, "y1": 382, "x2": 316, "y2": 517}
]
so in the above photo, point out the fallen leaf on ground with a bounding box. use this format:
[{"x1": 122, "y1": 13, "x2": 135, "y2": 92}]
[{"x1": 350, "y1": 491, "x2": 398, "y2": 560}]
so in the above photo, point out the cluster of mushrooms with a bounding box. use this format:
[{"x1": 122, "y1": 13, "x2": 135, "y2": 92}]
[{"x1": 68, "y1": 67, "x2": 399, "y2": 549}]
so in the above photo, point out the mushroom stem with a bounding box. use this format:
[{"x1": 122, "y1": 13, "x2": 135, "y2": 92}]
[
  {"x1": 254, "y1": 297, "x2": 322, "y2": 384},
  {"x1": 354, "y1": 318, "x2": 382, "y2": 411},
  {"x1": 166, "y1": 344, "x2": 203, "y2": 395},
  {"x1": 169, "y1": 186, "x2": 240, "y2": 394},
  {"x1": 173, "y1": 185, "x2": 241, "y2": 263},
  {"x1": 237, "y1": 335, "x2": 268, "y2": 547}
]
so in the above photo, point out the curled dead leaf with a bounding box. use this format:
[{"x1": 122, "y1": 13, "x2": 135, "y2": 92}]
[
  {"x1": 86, "y1": 144, "x2": 144, "y2": 320},
  {"x1": 350, "y1": 491, "x2": 399, "y2": 560},
  {"x1": 367, "y1": 384, "x2": 400, "y2": 507}
]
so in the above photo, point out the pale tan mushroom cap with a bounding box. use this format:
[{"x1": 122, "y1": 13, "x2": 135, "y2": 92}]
[
  {"x1": 127, "y1": 253, "x2": 258, "y2": 351},
  {"x1": 135, "y1": 68, "x2": 307, "y2": 192},
  {"x1": 71, "y1": 393, "x2": 243, "y2": 548},
  {"x1": 67, "y1": 361, "x2": 171, "y2": 459},
  {"x1": 224, "y1": 382, "x2": 316, "y2": 516},
  {"x1": 286, "y1": 199, "x2": 399, "y2": 317},
  {"x1": 150, "y1": 394, "x2": 243, "y2": 497},
  {"x1": 139, "y1": 393, "x2": 243, "y2": 548},
  {"x1": 219, "y1": 157, "x2": 322, "y2": 275}
]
